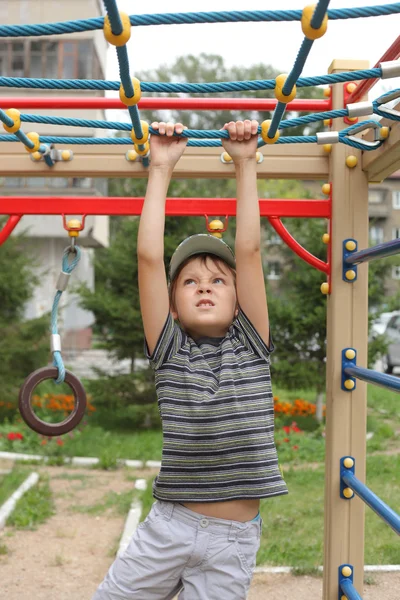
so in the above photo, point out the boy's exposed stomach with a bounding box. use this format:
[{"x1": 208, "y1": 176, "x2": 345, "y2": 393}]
[{"x1": 181, "y1": 498, "x2": 260, "y2": 522}]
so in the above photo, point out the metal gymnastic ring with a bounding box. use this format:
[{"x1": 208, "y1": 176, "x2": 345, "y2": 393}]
[{"x1": 19, "y1": 366, "x2": 87, "y2": 436}]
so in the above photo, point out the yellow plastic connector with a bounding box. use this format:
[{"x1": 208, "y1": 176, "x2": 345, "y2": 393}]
[
  {"x1": 346, "y1": 83, "x2": 357, "y2": 94},
  {"x1": 343, "y1": 457, "x2": 354, "y2": 469},
  {"x1": 125, "y1": 149, "x2": 138, "y2": 162},
  {"x1": 322, "y1": 233, "x2": 330, "y2": 244},
  {"x1": 134, "y1": 141, "x2": 150, "y2": 156},
  {"x1": 119, "y1": 77, "x2": 141, "y2": 106},
  {"x1": 301, "y1": 5, "x2": 328, "y2": 40},
  {"x1": 3, "y1": 108, "x2": 21, "y2": 133},
  {"x1": 343, "y1": 488, "x2": 354, "y2": 499},
  {"x1": 24, "y1": 132, "x2": 40, "y2": 154},
  {"x1": 322, "y1": 183, "x2": 331, "y2": 196},
  {"x1": 261, "y1": 120, "x2": 280, "y2": 145},
  {"x1": 380, "y1": 126, "x2": 389, "y2": 140},
  {"x1": 31, "y1": 151, "x2": 42, "y2": 162},
  {"x1": 345, "y1": 269, "x2": 356, "y2": 281},
  {"x1": 320, "y1": 282, "x2": 330, "y2": 295},
  {"x1": 323, "y1": 87, "x2": 331, "y2": 98},
  {"x1": 346, "y1": 155, "x2": 358, "y2": 169},
  {"x1": 345, "y1": 240, "x2": 356, "y2": 251},
  {"x1": 344, "y1": 379, "x2": 355, "y2": 390},
  {"x1": 342, "y1": 566, "x2": 353, "y2": 577},
  {"x1": 103, "y1": 12, "x2": 131, "y2": 47},
  {"x1": 61, "y1": 150, "x2": 72, "y2": 162},
  {"x1": 67, "y1": 219, "x2": 82, "y2": 238},
  {"x1": 275, "y1": 74, "x2": 296, "y2": 103},
  {"x1": 345, "y1": 349, "x2": 356, "y2": 360},
  {"x1": 209, "y1": 219, "x2": 224, "y2": 239},
  {"x1": 221, "y1": 151, "x2": 233, "y2": 163},
  {"x1": 130, "y1": 121, "x2": 149, "y2": 145},
  {"x1": 323, "y1": 144, "x2": 332, "y2": 154}
]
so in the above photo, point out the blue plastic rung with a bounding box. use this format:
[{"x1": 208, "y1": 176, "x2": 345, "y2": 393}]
[
  {"x1": 339, "y1": 567, "x2": 362, "y2": 600},
  {"x1": 340, "y1": 462, "x2": 400, "y2": 535},
  {"x1": 345, "y1": 238, "x2": 400, "y2": 266}
]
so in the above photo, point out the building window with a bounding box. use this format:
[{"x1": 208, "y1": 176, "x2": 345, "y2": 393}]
[
  {"x1": 368, "y1": 190, "x2": 384, "y2": 204},
  {"x1": 392, "y1": 228, "x2": 400, "y2": 239},
  {"x1": 393, "y1": 191, "x2": 400, "y2": 209},
  {"x1": 370, "y1": 226, "x2": 384, "y2": 245},
  {"x1": 267, "y1": 262, "x2": 282, "y2": 280},
  {"x1": 392, "y1": 266, "x2": 400, "y2": 280},
  {"x1": 0, "y1": 40, "x2": 103, "y2": 80}
]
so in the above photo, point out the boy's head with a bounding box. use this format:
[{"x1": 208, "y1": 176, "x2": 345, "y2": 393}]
[{"x1": 168, "y1": 235, "x2": 237, "y2": 339}]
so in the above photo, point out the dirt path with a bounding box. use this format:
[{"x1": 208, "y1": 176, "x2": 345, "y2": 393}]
[{"x1": 0, "y1": 462, "x2": 398, "y2": 599}]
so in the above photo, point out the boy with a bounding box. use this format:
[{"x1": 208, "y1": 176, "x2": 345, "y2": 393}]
[{"x1": 93, "y1": 120, "x2": 287, "y2": 600}]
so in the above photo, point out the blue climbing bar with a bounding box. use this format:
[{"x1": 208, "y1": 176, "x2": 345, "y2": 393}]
[
  {"x1": 340, "y1": 578, "x2": 363, "y2": 600},
  {"x1": 343, "y1": 363, "x2": 400, "y2": 393},
  {"x1": 345, "y1": 238, "x2": 400, "y2": 265},
  {"x1": 341, "y1": 467, "x2": 400, "y2": 535}
]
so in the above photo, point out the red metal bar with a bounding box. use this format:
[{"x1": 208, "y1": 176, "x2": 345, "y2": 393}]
[
  {"x1": 0, "y1": 197, "x2": 331, "y2": 218},
  {"x1": 346, "y1": 35, "x2": 400, "y2": 104},
  {"x1": 0, "y1": 215, "x2": 21, "y2": 246},
  {"x1": 0, "y1": 97, "x2": 332, "y2": 112},
  {"x1": 268, "y1": 216, "x2": 329, "y2": 274}
]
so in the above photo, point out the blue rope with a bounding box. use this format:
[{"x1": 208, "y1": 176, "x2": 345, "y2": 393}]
[
  {"x1": 52, "y1": 246, "x2": 81, "y2": 384},
  {"x1": 269, "y1": 0, "x2": 330, "y2": 139},
  {"x1": 0, "y1": 132, "x2": 382, "y2": 150},
  {"x1": 102, "y1": 0, "x2": 146, "y2": 164},
  {"x1": 0, "y1": 5, "x2": 399, "y2": 37},
  {"x1": 0, "y1": 67, "x2": 383, "y2": 93}
]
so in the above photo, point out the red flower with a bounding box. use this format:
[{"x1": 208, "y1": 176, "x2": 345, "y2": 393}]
[
  {"x1": 283, "y1": 426, "x2": 291, "y2": 434},
  {"x1": 283, "y1": 437, "x2": 290, "y2": 442},
  {"x1": 291, "y1": 425, "x2": 301, "y2": 433},
  {"x1": 7, "y1": 432, "x2": 23, "y2": 441},
  {"x1": 41, "y1": 440, "x2": 47, "y2": 446},
  {"x1": 15, "y1": 433, "x2": 23, "y2": 440},
  {"x1": 7, "y1": 432, "x2": 16, "y2": 441},
  {"x1": 293, "y1": 445, "x2": 299, "y2": 450},
  {"x1": 56, "y1": 439, "x2": 64, "y2": 446}
]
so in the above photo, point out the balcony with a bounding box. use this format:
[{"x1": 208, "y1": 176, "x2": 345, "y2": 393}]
[{"x1": 368, "y1": 203, "x2": 389, "y2": 218}]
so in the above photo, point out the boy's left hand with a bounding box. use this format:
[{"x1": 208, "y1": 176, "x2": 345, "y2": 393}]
[{"x1": 221, "y1": 120, "x2": 259, "y2": 162}]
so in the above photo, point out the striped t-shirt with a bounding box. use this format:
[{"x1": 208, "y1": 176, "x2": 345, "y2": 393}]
[{"x1": 145, "y1": 309, "x2": 288, "y2": 502}]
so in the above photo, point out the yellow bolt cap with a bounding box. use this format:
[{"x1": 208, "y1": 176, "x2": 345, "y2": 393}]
[
  {"x1": 320, "y1": 282, "x2": 330, "y2": 295},
  {"x1": 61, "y1": 150, "x2": 72, "y2": 161},
  {"x1": 323, "y1": 87, "x2": 331, "y2": 98},
  {"x1": 346, "y1": 83, "x2": 357, "y2": 94},
  {"x1": 323, "y1": 144, "x2": 332, "y2": 154},
  {"x1": 343, "y1": 488, "x2": 354, "y2": 499},
  {"x1": 345, "y1": 269, "x2": 356, "y2": 281},
  {"x1": 345, "y1": 240, "x2": 356, "y2": 251},
  {"x1": 31, "y1": 151, "x2": 42, "y2": 161},
  {"x1": 322, "y1": 183, "x2": 331, "y2": 195},
  {"x1": 380, "y1": 126, "x2": 389, "y2": 140},
  {"x1": 346, "y1": 155, "x2": 358, "y2": 168},
  {"x1": 343, "y1": 457, "x2": 354, "y2": 468},
  {"x1": 323, "y1": 118, "x2": 331, "y2": 127},
  {"x1": 344, "y1": 379, "x2": 355, "y2": 390},
  {"x1": 209, "y1": 219, "x2": 224, "y2": 230},
  {"x1": 342, "y1": 566, "x2": 353, "y2": 577},
  {"x1": 345, "y1": 349, "x2": 356, "y2": 360},
  {"x1": 322, "y1": 233, "x2": 330, "y2": 244},
  {"x1": 222, "y1": 152, "x2": 233, "y2": 163},
  {"x1": 347, "y1": 116, "x2": 358, "y2": 124},
  {"x1": 125, "y1": 149, "x2": 138, "y2": 162}
]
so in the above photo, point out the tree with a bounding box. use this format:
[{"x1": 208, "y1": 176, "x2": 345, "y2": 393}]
[{"x1": 0, "y1": 219, "x2": 50, "y2": 419}]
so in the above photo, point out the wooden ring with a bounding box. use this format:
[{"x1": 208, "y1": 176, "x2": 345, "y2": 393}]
[{"x1": 19, "y1": 367, "x2": 87, "y2": 436}]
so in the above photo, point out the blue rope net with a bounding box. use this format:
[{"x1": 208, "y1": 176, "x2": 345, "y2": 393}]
[{"x1": 0, "y1": 3, "x2": 398, "y2": 155}]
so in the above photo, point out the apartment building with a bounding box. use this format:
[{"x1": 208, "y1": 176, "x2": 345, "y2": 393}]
[{"x1": 0, "y1": 0, "x2": 109, "y2": 350}]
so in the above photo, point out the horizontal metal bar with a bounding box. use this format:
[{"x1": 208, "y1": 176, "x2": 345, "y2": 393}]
[
  {"x1": 341, "y1": 469, "x2": 400, "y2": 535},
  {"x1": 0, "y1": 197, "x2": 331, "y2": 218},
  {"x1": 345, "y1": 238, "x2": 400, "y2": 266},
  {"x1": 346, "y1": 35, "x2": 400, "y2": 104},
  {"x1": 1, "y1": 96, "x2": 332, "y2": 112},
  {"x1": 344, "y1": 364, "x2": 400, "y2": 393},
  {"x1": 340, "y1": 578, "x2": 363, "y2": 600}
]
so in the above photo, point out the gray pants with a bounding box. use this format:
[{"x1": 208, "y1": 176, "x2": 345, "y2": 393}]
[{"x1": 92, "y1": 499, "x2": 262, "y2": 600}]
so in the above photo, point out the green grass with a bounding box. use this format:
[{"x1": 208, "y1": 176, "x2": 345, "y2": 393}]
[
  {"x1": 7, "y1": 473, "x2": 55, "y2": 529},
  {"x1": 69, "y1": 489, "x2": 133, "y2": 517},
  {"x1": 0, "y1": 466, "x2": 30, "y2": 506}
]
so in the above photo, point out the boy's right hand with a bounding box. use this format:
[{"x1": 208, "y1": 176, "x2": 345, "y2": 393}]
[{"x1": 150, "y1": 122, "x2": 187, "y2": 169}]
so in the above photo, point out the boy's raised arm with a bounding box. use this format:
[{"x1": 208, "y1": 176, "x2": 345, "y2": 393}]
[
  {"x1": 137, "y1": 122, "x2": 187, "y2": 355},
  {"x1": 221, "y1": 120, "x2": 271, "y2": 347}
]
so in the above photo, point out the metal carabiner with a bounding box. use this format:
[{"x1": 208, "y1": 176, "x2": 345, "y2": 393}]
[
  {"x1": 341, "y1": 120, "x2": 384, "y2": 150},
  {"x1": 374, "y1": 88, "x2": 400, "y2": 121}
]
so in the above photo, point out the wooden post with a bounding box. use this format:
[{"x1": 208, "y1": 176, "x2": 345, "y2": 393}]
[{"x1": 323, "y1": 60, "x2": 370, "y2": 599}]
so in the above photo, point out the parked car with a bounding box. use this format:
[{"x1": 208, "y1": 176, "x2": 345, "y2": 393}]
[{"x1": 371, "y1": 311, "x2": 400, "y2": 373}]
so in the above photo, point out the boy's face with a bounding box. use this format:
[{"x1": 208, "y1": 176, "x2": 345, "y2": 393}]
[{"x1": 171, "y1": 256, "x2": 238, "y2": 339}]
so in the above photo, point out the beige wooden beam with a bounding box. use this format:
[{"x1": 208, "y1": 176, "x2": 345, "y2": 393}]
[
  {"x1": 323, "y1": 59, "x2": 369, "y2": 600},
  {"x1": 362, "y1": 101, "x2": 400, "y2": 182},
  {"x1": 0, "y1": 142, "x2": 328, "y2": 180}
]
